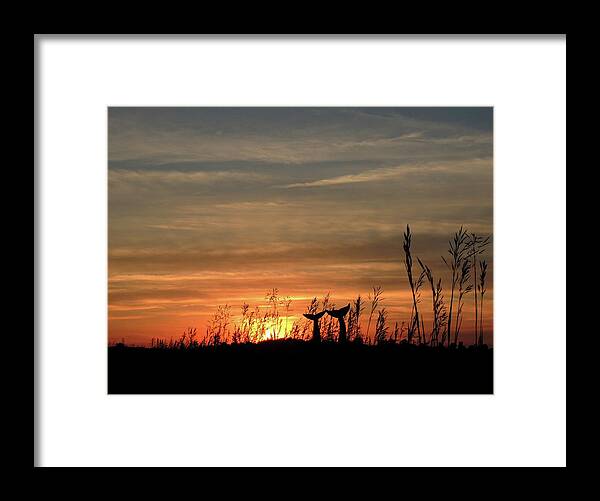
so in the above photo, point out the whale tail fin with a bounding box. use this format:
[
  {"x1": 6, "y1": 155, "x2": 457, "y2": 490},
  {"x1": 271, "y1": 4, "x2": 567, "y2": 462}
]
[
  {"x1": 326, "y1": 303, "x2": 350, "y2": 318},
  {"x1": 303, "y1": 310, "x2": 326, "y2": 321}
]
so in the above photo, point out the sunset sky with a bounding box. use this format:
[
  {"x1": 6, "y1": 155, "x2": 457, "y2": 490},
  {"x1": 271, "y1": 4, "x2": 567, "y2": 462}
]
[{"x1": 108, "y1": 107, "x2": 493, "y2": 345}]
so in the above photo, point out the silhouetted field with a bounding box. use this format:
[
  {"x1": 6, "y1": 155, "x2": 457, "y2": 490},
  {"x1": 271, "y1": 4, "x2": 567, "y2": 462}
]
[{"x1": 108, "y1": 340, "x2": 493, "y2": 394}]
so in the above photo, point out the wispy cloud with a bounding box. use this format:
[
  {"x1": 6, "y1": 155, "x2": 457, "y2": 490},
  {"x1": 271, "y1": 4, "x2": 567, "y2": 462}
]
[
  {"x1": 279, "y1": 160, "x2": 488, "y2": 189},
  {"x1": 279, "y1": 165, "x2": 421, "y2": 188},
  {"x1": 109, "y1": 169, "x2": 267, "y2": 187}
]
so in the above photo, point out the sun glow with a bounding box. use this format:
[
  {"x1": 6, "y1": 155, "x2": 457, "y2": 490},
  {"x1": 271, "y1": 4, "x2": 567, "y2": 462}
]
[
  {"x1": 263, "y1": 325, "x2": 275, "y2": 340},
  {"x1": 257, "y1": 316, "x2": 297, "y2": 341}
]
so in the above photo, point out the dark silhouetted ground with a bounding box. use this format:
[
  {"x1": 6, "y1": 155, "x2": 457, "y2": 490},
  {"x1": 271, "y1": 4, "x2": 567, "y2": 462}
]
[{"x1": 108, "y1": 340, "x2": 493, "y2": 394}]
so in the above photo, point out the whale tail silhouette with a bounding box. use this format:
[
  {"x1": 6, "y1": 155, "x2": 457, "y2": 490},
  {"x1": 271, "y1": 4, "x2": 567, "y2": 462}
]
[
  {"x1": 326, "y1": 304, "x2": 350, "y2": 343},
  {"x1": 326, "y1": 304, "x2": 350, "y2": 318},
  {"x1": 303, "y1": 310, "x2": 326, "y2": 343},
  {"x1": 303, "y1": 311, "x2": 326, "y2": 321}
]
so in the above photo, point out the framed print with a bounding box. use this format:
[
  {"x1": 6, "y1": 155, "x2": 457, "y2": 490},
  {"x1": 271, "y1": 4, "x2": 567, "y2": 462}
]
[{"x1": 35, "y1": 35, "x2": 566, "y2": 467}]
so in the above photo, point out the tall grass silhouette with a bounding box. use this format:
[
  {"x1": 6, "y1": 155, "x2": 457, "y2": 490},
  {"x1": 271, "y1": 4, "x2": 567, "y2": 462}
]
[
  {"x1": 442, "y1": 227, "x2": 469, "y2": 347},
  {"x1": 374, "y1": 308, "x2": 389, "y2": 345},
  {"x1": 365, "y1": 286, "x2": 383, "y2": 344},
  {"x1": 467, "y1": 233, "x2": 491, "y2": 345},
  {"x1": 478, "y1": 260, "x2": 488, "y2": 346},
  {"x1": 403, "y1": 226, "x2": 426, "y2": 344},
  {"x1": 418, "y1": 258, "x2": 448, "y2": 346},
  {"x1": 347, "y1": 295, "x2": 364, "y2": 343},
  {"x1": 454, "y1": 259, "x2": 473, "y2": 346}
]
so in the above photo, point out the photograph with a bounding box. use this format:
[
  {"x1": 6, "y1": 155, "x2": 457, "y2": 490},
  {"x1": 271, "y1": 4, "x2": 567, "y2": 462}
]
[{"x1": 108, "y1": 107, "x2": 494, "y2": 394}]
